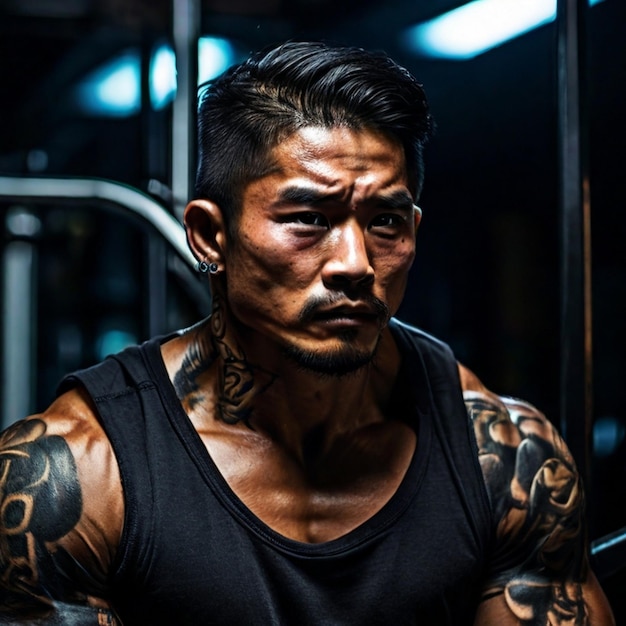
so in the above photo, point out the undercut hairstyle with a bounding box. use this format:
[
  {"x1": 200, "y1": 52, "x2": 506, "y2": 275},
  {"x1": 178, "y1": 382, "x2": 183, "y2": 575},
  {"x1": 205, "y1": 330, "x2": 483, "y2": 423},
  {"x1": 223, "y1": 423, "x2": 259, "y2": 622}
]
[{"x1": 195, "y1": 40, "x2": 434, "y2": 232}]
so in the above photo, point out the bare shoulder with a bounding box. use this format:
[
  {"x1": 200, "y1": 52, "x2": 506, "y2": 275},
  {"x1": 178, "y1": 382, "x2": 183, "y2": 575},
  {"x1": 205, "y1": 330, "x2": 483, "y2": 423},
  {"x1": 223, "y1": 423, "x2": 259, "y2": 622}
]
[
  {"x1": 0, "y1": 389, "x2": 122, "y2": 623},
  {"x1": 457, "y1": 363, "x2": 615, "y2": 625}
]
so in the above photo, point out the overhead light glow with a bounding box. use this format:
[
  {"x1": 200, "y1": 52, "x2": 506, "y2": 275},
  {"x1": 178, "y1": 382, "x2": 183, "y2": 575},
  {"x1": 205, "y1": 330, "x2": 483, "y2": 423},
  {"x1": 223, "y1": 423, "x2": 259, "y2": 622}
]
[
  {"x1": 198, "y1": 36, "x2": 235, "y2": 83},
  {"x1": 76, "y1": 51, "x2": 140, "y2": 116},
  {"x1": 76, "y1": 36, "x2": 235, "y2": 117},
  {"x1": 403, "y1": 0, "x2": 606, "y2": 60},
  {"x1": 150, "y1": 44, "x2": 177, "y2": 110}
]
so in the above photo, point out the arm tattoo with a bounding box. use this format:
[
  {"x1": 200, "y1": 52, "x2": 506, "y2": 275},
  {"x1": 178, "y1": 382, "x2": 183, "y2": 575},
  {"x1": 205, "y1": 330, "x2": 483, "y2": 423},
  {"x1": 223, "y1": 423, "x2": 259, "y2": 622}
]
[
  {"x1": 174, "y1": 294, "x2": 276, "y2": 426},
  {"x1": 466, "y1": 394, "x2": 590, "y2": 625},
  {"x1": 0, "y1": 419, "x2": 118, "y2": 623}
]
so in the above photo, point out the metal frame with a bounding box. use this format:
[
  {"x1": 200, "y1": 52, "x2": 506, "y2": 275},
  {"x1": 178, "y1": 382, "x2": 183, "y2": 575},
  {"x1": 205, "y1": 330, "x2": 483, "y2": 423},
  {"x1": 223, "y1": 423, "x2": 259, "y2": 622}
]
[
  {"x1": 0, "y1": 175, "x2": 198, "y2": 429},
  {"x1": 557, "y1": 0, "x2": 593, "y2": 502},
  {"x1": 0, "y1": 175, "x2": 195, "y2": 267},
  {"x1": 556, "y1": 0, "x2": 625, "y2": 587}
]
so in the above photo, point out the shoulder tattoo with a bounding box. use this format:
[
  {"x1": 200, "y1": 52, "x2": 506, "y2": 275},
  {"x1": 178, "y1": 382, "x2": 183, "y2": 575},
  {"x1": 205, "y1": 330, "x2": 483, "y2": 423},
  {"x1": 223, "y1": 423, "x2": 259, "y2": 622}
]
[
  {"x1": 465, "y1": 393, "x2": 590, "y2": 624},
  {"x1": 0, "y1": 418, "x2": 82, "y2": 615}
]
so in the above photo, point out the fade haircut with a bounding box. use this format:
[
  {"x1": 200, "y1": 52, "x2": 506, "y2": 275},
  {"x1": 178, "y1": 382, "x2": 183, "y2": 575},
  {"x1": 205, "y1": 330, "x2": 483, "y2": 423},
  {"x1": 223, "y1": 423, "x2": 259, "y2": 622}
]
[{"x1": 195, "y1": 40, "x2": 434, "y2": 232}]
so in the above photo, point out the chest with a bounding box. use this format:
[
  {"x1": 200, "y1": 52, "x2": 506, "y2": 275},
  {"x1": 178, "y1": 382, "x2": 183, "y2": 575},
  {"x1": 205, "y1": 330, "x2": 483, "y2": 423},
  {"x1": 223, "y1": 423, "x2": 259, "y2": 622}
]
[
  {"x1": 197, "y1": 421, "x2": 418, "y2": 543},
  {"x1": 113, "y1": 416, "x2": 489, "y2": 626}
]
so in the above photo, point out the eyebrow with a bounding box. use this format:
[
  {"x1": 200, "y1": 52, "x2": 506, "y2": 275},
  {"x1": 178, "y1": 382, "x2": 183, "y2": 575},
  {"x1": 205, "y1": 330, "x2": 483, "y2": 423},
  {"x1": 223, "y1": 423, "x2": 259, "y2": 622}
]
[
  {"x1": 374, "y1": 190, "x2": 415, "y2": 212},
  {"x1": 276, "y1": 186, "x2": 415, "y2": 211},
  {"x1": 275, "y1": 187, "x2": 329, "y2": 206}
]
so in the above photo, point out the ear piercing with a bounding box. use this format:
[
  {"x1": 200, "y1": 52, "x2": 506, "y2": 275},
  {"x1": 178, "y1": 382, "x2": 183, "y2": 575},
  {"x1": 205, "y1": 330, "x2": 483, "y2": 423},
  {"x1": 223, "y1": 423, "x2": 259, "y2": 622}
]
[{"x1": 197, "y1": 260, "x2": 219, "y2": 274}]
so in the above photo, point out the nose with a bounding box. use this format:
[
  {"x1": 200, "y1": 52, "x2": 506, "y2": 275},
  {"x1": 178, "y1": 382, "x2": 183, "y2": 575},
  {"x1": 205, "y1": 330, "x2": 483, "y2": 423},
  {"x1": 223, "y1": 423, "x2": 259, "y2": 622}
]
[{"x1": 322, "y1": 220, "x2": 374, "y2": 289}]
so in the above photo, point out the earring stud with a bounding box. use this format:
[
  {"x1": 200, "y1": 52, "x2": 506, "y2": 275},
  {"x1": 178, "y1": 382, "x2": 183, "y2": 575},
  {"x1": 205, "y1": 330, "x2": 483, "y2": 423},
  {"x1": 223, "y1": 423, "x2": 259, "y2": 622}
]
[{"x1": 197, "y1": 260, "x2": 220, "y2": 274}]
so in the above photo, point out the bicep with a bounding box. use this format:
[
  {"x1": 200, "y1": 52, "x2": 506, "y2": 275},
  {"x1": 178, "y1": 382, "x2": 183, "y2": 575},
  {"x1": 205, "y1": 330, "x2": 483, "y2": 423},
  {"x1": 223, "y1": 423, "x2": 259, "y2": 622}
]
[{"x1": 0, "y1": 416, "x2": 120, "y2": 623}]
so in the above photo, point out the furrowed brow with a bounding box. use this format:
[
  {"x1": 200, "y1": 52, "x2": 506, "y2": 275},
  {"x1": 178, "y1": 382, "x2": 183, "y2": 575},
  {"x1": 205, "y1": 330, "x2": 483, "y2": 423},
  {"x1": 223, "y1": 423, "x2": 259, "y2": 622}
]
[
  {"x1": 373, "y1": 190, "x2": 415, "y2": 212},
  {"x1": 276, "y1": 186, "x2": 341, "y2": 207},
  {"x1": 276, "y1": 186, "x2": 415, "y2": 212}
]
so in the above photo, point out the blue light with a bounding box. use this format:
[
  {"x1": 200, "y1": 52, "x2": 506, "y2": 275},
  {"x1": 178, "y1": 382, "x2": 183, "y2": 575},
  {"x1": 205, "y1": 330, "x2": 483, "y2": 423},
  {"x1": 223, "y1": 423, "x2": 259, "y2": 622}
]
[
  {"x1": 150, "y1": 44, "x2": 177, "y2": 110},
  {"x1": 198, "y1": 36, "x2": 235, "y2": 83},
  {"x1": 76, "y1": 36, "x2": 235, "y2": 117},
  {"x1": 593, "y1": 415, "x2": 626, "y2": 458},
  {"x1": 95, "y1": 329, "x2": 137, "y2": 360},
  {"x1": 76, "y1": 51, "x2": 140, "y2": 116},
  {"x1": 403, "y1": 0, "x2": 606, "y2": 60}
]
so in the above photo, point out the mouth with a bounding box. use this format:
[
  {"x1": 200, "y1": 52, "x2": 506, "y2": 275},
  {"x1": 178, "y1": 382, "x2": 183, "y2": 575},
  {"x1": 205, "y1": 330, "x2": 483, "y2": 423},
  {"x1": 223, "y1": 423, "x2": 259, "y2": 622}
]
[
  {"x1": 312, "y1": 305, "x2": 383, "y2": 326},
  {"x1": 299, "y1": 294, "x2": 391, "y2": 330}
]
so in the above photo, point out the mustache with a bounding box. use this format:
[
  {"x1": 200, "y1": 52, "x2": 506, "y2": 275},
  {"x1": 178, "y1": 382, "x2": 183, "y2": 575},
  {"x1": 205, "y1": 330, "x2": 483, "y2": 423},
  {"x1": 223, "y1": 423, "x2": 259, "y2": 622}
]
[{"x1": 298, "y1": 292, "x2": 391, "y2": 325}]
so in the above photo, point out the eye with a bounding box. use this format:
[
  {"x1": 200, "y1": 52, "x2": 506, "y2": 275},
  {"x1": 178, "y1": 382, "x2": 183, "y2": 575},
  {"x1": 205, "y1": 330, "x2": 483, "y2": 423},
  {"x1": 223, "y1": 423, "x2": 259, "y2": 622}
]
[
  {"x1": 289, "y1": 212, "x2": 329, "y2": 228},
  {"x1": 369, "y1": 213, "x2": 406, "y2": 230}
]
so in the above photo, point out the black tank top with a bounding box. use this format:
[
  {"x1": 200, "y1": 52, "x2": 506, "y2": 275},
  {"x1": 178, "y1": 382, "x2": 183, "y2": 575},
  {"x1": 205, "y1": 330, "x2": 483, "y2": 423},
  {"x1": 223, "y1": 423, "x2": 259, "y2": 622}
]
[{"x1": 61, "y1": 318, "x2": 493, "y2": 625}]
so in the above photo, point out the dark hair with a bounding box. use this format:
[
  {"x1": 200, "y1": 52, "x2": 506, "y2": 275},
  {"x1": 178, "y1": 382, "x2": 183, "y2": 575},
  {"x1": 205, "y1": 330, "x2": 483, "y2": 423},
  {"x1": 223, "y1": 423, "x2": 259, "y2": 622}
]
[{"x1": 195, "y1": 40, "x2": 433, "y2": 229}]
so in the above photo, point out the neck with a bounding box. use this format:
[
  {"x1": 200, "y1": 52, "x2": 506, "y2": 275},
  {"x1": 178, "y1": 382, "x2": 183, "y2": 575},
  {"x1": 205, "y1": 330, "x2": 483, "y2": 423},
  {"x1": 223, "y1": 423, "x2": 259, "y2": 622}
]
[{"x1": 165, "y1": 293, "x2": 401, "y2": 459}]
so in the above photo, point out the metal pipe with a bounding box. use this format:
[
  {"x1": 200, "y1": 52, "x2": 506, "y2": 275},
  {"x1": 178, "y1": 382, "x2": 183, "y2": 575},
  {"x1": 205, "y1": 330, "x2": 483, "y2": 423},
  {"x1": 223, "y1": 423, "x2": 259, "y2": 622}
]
[
  {"x1": 0, "y1": 175, "x2": 196, "y2": 268},
  {"x1": 171, "y1": 0, "x2": 200, "y2": 221},
  {"x1": 0, "y1": 175, "x2": 199, "y2": 427},
  {"x1": 591, "y1": 526, "x2": 626, "y2": 581},
  {"x1": 1, "y1": 210, "x2": 39, "y2": 430},
  {"x1": 557, "y1": 0, "x2": 593, "y2": 495}
]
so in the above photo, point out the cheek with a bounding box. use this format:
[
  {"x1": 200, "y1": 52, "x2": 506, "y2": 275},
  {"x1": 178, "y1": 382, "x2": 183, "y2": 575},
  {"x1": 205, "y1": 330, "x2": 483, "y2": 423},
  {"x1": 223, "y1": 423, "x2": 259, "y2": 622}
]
[
  {"x1": 374, "y1": 241, "x2": 416, "y2": 281},
  {"x1": 372, "y1": 244, "x2": 415, "y2": 310},
  {"x1": 225, "y1": 235, "x2": 320, "y2": 313}
]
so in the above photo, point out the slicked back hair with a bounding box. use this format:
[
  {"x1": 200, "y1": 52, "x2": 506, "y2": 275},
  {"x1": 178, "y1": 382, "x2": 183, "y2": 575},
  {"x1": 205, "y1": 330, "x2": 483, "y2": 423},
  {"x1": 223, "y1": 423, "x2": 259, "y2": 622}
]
[{"x1": 195, "y1": 41, "x2": 434, "y2": 232}]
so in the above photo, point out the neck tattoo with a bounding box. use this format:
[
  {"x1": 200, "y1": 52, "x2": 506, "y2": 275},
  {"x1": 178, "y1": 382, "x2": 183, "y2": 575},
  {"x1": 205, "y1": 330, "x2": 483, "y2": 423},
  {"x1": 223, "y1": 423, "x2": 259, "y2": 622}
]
[{"x1": 174, "y1": 293, "x2": 275, "y2": 426}]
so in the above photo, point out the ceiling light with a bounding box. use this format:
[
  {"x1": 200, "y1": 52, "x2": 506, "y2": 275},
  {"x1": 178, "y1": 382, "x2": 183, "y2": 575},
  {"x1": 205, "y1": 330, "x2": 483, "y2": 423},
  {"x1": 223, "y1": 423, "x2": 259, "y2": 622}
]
[
  {"x1": 76, "y1": 36, "x2": 236, "y2": 117},
  {"x1": 76, "y1": 51, "x2": 140, "y2": 116},
  {"x1": 403, "y1": 0, "x2": 605, "y2": 60},
  {"x1": 198, "y1": 37, "x2": 236, "y2": 84}
]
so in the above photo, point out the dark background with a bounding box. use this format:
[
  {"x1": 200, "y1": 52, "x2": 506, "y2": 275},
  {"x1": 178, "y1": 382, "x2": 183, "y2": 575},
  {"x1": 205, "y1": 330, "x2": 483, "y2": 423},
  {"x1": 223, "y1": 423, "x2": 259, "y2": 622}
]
[{"x1": 1, "y1": 0, "x2": 624, "y2": 619}]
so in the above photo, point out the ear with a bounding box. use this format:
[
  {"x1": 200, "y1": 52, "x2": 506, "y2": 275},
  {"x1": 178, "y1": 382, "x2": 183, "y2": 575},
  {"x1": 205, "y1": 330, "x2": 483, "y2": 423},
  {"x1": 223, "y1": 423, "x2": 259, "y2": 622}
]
[{"x1": 183, "y1": 199, "x2": 228, "y2": 269}]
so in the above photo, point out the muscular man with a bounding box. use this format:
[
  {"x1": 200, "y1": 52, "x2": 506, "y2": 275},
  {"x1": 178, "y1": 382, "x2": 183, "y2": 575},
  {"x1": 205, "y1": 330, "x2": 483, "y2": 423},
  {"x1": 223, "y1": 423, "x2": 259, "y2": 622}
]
[{"x1": 0, "y1": 41, "x2": 615, "y2": 624}]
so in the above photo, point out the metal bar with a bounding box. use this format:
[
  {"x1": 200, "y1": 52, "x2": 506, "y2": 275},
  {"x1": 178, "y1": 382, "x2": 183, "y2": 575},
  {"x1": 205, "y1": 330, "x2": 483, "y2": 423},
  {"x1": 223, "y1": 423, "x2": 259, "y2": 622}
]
[
  {"x1": 0, "y1": 175, "x2": 202, "y2": 429},
  {"x1": 171, "y1": 0, "x2": 200, "y2": 221},
  {"x1": 557, "y1": 0, "x2": 593, "y2": 496},
  {"x1": 591, "y1": 526, "x2": 626, "y2": 581},
  {"x1": 1, "y1": 239, "x2": 37, "y2": 430},
  {"x1": 0, "y1": 175, "x2": 196, "y2": 268}
]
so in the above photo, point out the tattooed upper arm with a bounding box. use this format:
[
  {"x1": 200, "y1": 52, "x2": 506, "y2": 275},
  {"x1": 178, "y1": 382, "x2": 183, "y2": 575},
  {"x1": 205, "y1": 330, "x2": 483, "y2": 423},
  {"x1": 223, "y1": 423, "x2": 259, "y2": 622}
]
[
  {"x1": 0, "y1": 414, "x2": 121, "y2": 624},
  {"x1": 464, "y1": 390, "x2": 605, "y2": 624}
]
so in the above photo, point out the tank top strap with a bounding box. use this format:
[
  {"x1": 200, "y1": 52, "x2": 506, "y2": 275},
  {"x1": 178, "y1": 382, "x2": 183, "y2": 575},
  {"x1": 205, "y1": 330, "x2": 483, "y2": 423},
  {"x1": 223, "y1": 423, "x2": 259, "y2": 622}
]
[
  {"x1": 57, "y1": 338, "x2": 170, "y2": 579},
  {"x1": 389, "y1": 318, "x2": 493, "y2": 546}
]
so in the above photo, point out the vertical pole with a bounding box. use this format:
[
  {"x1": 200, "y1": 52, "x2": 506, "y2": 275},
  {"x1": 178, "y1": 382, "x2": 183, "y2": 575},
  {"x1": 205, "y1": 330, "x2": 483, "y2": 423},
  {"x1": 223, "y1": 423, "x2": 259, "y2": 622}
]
[
  {"x1": 1, "y1": 208, "x2": 41, "y2": 429},
  {"x1": 171, "y1": 0, "x2": 199, "y2": 222},
  {"x1": 557, "y1": 0, "x2": 593, "y2": 497}
]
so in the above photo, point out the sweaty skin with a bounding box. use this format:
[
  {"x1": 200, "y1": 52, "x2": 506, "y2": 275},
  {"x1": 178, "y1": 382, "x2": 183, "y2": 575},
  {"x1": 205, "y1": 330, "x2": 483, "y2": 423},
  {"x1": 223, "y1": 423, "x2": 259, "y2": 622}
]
[{"x1": 0, "y1": 127, "x2": 615, "y2": 624}]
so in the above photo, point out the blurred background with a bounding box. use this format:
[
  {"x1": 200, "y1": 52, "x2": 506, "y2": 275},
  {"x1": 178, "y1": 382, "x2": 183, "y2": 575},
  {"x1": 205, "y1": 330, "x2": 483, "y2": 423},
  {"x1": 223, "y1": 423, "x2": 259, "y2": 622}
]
[{"x1": 1, "y1": 0, "x2": 624, "y2": 618}]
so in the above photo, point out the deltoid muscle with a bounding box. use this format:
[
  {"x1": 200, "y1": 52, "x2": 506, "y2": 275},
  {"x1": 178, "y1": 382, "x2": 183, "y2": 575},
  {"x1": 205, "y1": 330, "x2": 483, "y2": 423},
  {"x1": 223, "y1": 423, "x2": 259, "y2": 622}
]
[
  {"x1": 0, "y1": 419, "x2": 82, "y2": 613},
  {"x1": 465, "y1": 394, "x2": 589, "y2": 625}
]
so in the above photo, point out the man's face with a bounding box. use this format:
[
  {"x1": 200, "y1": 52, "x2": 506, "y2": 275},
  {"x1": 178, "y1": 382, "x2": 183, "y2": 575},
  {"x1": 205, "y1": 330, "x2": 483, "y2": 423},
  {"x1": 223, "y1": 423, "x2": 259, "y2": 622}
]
[{"x1": 223, "y1": 126, "x2": 419, "y2": 375}]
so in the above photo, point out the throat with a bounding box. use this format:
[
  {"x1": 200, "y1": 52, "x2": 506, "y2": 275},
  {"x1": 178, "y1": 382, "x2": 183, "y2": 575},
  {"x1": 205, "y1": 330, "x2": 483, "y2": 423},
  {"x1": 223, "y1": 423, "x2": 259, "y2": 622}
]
[{"x1": 301, "y1": 423, "x2": 328, "y2": 473}]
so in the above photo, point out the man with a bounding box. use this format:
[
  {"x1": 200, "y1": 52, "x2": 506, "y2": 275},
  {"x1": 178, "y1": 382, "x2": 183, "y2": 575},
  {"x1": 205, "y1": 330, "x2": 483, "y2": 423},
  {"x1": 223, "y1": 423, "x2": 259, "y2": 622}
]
[{"x1": 0, "y1": 41, "x2": 615, "y2": 624}]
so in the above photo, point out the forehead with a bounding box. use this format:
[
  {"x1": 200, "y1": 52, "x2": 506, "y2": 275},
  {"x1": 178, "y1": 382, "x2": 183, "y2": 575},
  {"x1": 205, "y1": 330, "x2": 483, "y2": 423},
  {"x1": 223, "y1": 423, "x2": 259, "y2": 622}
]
[
  {"x1": 276, "y1": 125, "x2": 405, "y2": 172},
  {"x1": 247, "y1": 126, "x2": 410, "y2": 204}
]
